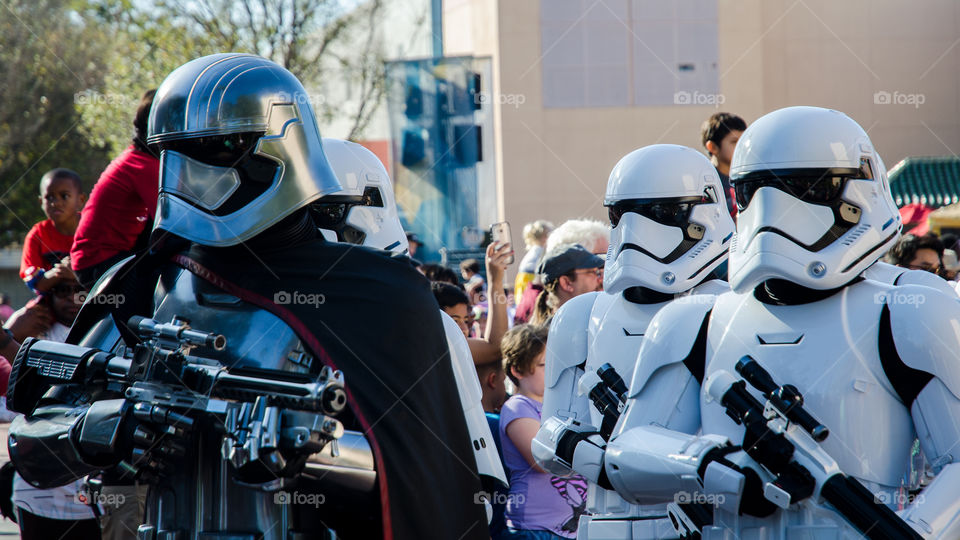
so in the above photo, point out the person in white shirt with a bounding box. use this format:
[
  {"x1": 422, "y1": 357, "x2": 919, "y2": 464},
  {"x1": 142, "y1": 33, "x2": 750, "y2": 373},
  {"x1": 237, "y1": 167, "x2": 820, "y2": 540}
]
[{"x1": 9, "y1": 280, "x2": 101, "y2": 540}]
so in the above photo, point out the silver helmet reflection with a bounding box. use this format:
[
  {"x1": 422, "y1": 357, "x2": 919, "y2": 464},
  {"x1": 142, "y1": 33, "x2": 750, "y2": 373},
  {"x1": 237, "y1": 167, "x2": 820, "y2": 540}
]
[{"x1": 147, "y1": 53, "x2": 341, "y2": 247}]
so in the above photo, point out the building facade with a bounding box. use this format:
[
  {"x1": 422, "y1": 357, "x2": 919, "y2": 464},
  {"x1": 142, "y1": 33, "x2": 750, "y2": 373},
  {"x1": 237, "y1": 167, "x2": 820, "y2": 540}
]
[{"x1": 443, "y1": 0, "x2": 960, "y2": 261}]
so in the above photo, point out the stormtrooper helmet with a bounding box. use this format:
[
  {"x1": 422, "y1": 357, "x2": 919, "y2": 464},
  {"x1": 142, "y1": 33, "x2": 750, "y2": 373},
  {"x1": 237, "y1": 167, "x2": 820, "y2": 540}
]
[
  {"x1": 147, "y1": 53, "x2": 341, "y2": 247},
  {"x1": 603, "y1": 144, "x2": 735, "y2": 295},
  {"x1": 728, "y1": 106, "x2": 901, "y2": 293},
  {"x1": 313, "y1": 139, "x2": 409, "y2": 255}
]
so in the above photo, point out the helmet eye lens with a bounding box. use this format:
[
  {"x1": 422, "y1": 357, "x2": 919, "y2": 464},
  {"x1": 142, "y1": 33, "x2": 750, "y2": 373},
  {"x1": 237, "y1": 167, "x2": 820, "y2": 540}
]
[
  {"x1": 607, "y1": 196, "x2": 705, "y2": 228},
  {"x1": 311, "y1": 202, "x2": 368, "y2": 245},
  {"x1": 735, "y1": 175, "x2": 846, "y2": 210},
  {"x1": 162, "y1": 132, "x2": 262, "y2": 167}
]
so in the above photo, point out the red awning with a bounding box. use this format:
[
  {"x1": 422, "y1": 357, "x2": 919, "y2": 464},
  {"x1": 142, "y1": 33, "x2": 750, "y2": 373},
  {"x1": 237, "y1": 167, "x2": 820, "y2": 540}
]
[{"x1": 900, "y1": 202, "x2": 934, "y2": 235}]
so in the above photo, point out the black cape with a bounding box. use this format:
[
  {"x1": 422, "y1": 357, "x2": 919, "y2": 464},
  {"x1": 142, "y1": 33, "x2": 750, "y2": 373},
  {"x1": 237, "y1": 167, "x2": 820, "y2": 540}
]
[{"x1": 177, "y1": 238, "x2": 488, "y2": 540}]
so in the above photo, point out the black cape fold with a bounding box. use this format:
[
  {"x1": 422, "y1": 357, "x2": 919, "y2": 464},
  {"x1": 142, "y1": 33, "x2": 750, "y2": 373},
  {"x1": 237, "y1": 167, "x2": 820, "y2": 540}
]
[{"x1": 178, "y1": 238, "x2": 487, "y2": 540}]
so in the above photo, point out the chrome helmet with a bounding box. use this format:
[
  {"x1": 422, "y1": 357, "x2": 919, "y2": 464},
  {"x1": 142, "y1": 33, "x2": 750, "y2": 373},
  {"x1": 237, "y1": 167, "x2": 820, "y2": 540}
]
[{"x1": 147, "y1": 53, "x2": 341, "y2": 247}]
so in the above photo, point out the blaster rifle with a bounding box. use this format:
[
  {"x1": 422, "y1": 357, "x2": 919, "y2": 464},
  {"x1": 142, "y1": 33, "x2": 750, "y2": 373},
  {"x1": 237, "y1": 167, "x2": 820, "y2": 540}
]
[
  {"x1": 700, "y1": 356, "x2": 921, "y2": 540},
  {"x1": 8, "y1": 315, "x2": 346, "y2": 418},
  {"x1": 583, "y1": 363, "x2": 628, "y2": 439}
]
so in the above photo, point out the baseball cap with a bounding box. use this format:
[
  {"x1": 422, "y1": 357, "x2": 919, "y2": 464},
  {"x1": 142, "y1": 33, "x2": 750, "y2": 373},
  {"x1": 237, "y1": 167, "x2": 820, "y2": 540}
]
[{"x1": 538, "y1": 243, "x2": 604, "y2": 283}]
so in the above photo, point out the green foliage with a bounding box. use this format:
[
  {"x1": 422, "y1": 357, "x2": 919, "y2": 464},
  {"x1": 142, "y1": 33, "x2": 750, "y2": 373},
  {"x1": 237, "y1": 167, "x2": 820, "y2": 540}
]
[
  {"x1": 73, "y1": 6, "x2": 224, "y2": 155},
  {"x1": 143, "y1": 0, "x2": 387, "y2": 140},
  {"x1": 0, "y1": 0, "x2": 394, "y2": 246},
  {"x1": 0, "y1": 0, "x2": 113, "y2": 247}
]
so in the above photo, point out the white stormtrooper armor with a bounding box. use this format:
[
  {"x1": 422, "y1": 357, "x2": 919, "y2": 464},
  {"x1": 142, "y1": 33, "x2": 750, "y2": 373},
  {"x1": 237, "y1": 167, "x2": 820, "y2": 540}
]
[
  {"x1": 537, "y1": 107, "x2": 960, "y2": 539},
  {"x1": 863, "y1": 260, "x2": 958, "y2": 297},
  {"x1": 317, "y1": 138, "x2": 410, "y2": 255},
  {"x1": 439, "y1": 310, "x2": 509, "y2": 487},
  {"x1": 318, "y1": 138, "x2": 507, "y2": 488},
  {"x1": 538, "y1": 144, "x2": 735, "y2": 539},
  {"x1": 827, "y1": 151, "x2": 958, "y2": 298},
  {"x1": 846, "y1": 154, "x2": 958, "y2": 298}
]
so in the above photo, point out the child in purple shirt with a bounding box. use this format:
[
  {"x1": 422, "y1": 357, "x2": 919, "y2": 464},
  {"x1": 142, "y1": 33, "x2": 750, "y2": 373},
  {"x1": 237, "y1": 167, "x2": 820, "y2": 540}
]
[{"x1": 499, "y1": 324, "x2": 587, "y2": 539}]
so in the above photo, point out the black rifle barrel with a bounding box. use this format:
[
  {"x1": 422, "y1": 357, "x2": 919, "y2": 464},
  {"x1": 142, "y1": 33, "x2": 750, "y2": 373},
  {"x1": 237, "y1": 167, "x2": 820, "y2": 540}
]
[
  {"x1": 820, "y1": 475, "x2": 922, "y2": 540},
  {"x1": 597, "y1": 363, "x2": 628, "y2": 402}
]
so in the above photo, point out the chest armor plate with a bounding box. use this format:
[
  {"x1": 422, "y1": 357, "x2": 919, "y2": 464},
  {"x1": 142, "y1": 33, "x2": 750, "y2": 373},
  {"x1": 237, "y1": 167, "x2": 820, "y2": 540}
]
[
  {"x1": 585, "y1": 294, "x2": 666, "y2": 426},
  {"x1": 151, "y1": 266, "x2": 316, "y2": 376},
  {"x1": 703, "y1": 280, "x2": 914, "y2": 486}
]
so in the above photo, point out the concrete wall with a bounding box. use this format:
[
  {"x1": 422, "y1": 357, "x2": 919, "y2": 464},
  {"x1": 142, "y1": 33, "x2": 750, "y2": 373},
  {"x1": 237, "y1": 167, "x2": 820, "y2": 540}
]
[{"x1": 446, "y1": 0, "x2": 960, "y2": 258}]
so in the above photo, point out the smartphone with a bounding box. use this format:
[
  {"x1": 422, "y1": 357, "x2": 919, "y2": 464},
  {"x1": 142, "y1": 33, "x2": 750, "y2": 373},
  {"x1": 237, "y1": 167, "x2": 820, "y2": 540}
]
[{"x1": 490, "y1": 221, "x2": 515, "y2": 264}]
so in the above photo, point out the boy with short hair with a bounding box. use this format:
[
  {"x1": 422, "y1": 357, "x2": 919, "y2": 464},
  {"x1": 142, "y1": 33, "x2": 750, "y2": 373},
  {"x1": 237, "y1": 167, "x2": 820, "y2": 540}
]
[
  {"x1": 20, "y1": 168, "x2": 86, "y2": 293},
  {"x1": 701, "y1": 112, "x2": 747, "y2": 218}
]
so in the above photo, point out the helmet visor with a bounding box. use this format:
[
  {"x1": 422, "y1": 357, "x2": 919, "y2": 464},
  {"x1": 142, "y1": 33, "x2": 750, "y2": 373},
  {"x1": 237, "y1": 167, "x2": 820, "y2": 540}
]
[
  {"x1": 734, "y1": 166, "x2": 867, "y2": 211},
  {"x1": 606, "y1": 195, "x2": 710, "y2": 228},
  {"x1": 160, "y1": 150, "x2": 241, "y2": 211}
]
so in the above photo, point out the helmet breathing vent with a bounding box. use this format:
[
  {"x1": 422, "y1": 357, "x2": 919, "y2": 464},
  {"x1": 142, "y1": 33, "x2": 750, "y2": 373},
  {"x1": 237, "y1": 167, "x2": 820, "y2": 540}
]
[
  {"x1": 840, "y1": 224, "x2": 870, "y2": 246},
  {"x1": 687, "y1": 239, "x2": 713, "y2": 259}
]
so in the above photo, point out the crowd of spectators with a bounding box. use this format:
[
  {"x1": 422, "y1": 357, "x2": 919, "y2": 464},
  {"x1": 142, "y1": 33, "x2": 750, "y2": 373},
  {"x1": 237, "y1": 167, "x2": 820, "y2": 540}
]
[
  {"x1": 0, "y1": 89, "x2": 160, "y2": 540},
  {"x1": 421, "y1": 217, "x2": 611, "y2": 539}
]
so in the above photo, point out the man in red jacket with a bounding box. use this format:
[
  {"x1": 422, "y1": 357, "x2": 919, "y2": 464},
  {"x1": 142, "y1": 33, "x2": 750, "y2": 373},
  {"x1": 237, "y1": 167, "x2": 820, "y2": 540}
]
[{"x1": 71, "y1": 89, "x2": 160, "y2": 289}]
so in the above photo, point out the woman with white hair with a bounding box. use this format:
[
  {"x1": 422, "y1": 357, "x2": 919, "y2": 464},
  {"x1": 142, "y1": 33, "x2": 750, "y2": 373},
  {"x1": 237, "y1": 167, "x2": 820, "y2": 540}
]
[
  {"x1": 544, "y1": 219, "x2": 610, "y2": 256},
  {"x1": 514, "y1": 220, "x2": 554, "y2": 300},
  {"x1": 514, "y1": 219, "x2": 610, "y2": 324}
]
